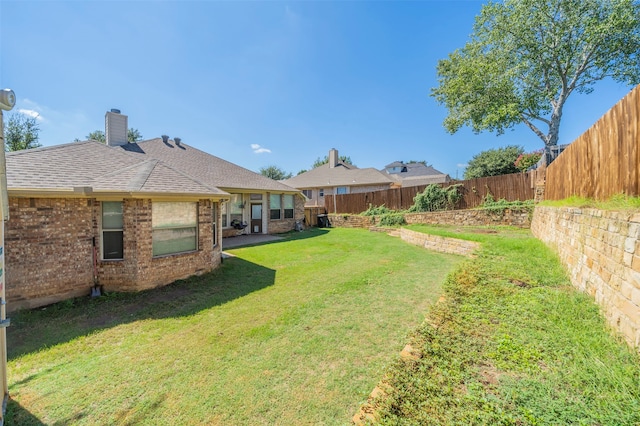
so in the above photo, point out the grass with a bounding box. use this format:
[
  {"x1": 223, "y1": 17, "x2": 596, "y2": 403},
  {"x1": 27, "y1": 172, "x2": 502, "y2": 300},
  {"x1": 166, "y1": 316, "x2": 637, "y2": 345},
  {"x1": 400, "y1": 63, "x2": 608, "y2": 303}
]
[
  {"x1": 5, "y1": 227, "x2": 462, "y2": 425},
  {"x1": 539, "y1": 193, "x2": 640, "y2": 211},
  {"x1": 372, "y1": 225, "x2": 640, "y2": 425}
]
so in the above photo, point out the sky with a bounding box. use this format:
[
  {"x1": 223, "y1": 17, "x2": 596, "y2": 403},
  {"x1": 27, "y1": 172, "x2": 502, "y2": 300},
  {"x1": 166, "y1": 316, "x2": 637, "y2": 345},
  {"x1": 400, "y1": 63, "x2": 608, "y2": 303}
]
[{"x1": 1, "y1": 0, "x2": 635, "y2": 179}]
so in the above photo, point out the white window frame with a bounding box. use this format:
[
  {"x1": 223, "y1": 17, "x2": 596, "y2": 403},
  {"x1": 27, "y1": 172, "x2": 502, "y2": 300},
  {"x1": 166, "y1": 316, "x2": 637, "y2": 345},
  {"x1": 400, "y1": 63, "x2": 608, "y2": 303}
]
[
  {"x1": 152, "y1": 202, "x2": 198, "y2": 257},
  {"x1": 101, "y1": 201, "x2": 124, "y2": 260}
]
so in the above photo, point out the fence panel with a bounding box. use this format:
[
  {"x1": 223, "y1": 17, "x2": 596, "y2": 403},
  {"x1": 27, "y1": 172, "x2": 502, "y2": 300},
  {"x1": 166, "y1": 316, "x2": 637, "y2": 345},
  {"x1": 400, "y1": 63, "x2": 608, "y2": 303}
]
[
  {"x1": 545, "y1": 85, "x2": 640, "y2": 200},
  {"x1": 325, "y1": 173, "x2": 534, "y2": 214}
]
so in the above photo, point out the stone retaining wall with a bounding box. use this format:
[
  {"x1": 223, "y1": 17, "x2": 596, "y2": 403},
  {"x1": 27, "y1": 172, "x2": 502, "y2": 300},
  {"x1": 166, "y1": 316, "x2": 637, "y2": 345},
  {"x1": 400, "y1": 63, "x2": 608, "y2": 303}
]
[
  {"x1": 532, "y1": 206, "x2": 640, "y2": 349},
  {"x1": 327, "y1": 208, "x2": 531, "y2": 229},
  {"x1": 399, "y1": 228, "x2": 480, "y2": 257}
]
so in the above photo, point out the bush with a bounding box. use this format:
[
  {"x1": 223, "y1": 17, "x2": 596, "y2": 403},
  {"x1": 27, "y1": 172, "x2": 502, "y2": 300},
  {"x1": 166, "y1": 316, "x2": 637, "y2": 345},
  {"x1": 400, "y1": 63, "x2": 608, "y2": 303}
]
[
  {"x1": 514, "y1": 150, "x2": 544, "y2": 172},
  {"x1": 409, "y1": 184, "x2": 462, "y2": 212},
  {"x1": 479, "y1": 193, "x2": 534, "y2": 214},
  {"x1": 362, "y1": 204, "x2": 393, "y2": 216},
  {"x1": 378, "y1": 213, "x2": 406, "y2": 226}
]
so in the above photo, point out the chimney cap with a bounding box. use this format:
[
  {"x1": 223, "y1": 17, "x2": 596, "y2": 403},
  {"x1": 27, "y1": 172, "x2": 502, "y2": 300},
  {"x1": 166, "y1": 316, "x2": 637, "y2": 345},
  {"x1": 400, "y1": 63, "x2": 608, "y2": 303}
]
[{"x1": 110, "y1": 108, "x2": 121, "y2": 114}]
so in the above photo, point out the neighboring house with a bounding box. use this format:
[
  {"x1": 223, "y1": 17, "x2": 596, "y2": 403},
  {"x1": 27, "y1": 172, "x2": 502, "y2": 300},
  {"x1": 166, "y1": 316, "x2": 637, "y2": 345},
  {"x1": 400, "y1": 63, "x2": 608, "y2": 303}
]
[
  {"x1": 4, "y1": 109, "x2": 303, "y2": 311},
  {"x1": 281, "y1": 148, "x2": 394, "y2": 208},
  {"x1": 382, "y1": 161, "x2": 451, "y2": 188}
]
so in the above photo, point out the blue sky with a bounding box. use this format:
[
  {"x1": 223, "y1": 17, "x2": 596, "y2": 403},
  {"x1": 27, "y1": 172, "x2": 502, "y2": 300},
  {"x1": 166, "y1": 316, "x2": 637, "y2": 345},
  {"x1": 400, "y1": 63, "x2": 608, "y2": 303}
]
[{"x1": 1, "y1": 0, "x2": 634, "y2": 179}]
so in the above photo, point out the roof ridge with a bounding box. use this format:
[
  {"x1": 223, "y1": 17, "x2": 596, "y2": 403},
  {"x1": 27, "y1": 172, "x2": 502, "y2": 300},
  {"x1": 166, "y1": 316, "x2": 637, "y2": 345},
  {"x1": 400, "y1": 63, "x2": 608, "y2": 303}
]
[{"x1": 6, "y1": 140, "x2": 98, "y2": 157}]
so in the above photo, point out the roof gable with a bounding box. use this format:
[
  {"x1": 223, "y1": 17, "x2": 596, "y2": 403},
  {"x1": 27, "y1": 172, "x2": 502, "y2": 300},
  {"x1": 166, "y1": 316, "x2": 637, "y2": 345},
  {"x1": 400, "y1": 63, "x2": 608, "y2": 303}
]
[{"x1": 281, "y1": 162, "x2": 394, "y2": 189}]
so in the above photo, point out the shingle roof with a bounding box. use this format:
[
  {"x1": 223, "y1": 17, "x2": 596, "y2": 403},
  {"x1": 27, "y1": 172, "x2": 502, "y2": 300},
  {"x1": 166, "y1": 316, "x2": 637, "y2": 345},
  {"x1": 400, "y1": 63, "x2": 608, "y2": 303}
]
[
  {"x1": 119, "y1": 138, "x2": 299, "y2": 193},
  {"x1": 281, "y1": 162, "x2": 394, "y2": 189},
  {"x1": 6, "y1": 140, "x2": 226, "y2": 197}
]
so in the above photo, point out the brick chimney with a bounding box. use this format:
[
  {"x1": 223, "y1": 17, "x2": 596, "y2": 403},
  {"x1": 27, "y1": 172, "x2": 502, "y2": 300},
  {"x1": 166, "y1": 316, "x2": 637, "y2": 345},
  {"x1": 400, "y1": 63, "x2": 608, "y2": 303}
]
[
  {"x1": 329, "y1": 148, "x2": 338, "y2": 168},
  {"x1": 105, "y1": 109, "x2": 128, "y2": 146}
]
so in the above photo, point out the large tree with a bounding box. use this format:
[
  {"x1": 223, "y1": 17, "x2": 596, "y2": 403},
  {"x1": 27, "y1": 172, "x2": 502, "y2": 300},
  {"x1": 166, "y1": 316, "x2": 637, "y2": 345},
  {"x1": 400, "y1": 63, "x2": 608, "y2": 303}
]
[
  {"x1": 259, "y1": 165, "x2": 292, "y2": 180},
  {"x1": 85, "y1": 128, "x2": 143, "y2": 143},
  {"x1": 464, "y1": 145, "x2": 523, "y2": 179},
  {"x1": 4, "y1": 113, "x2": 42, "y2": 151},
  {"x1": 432, "y1": 0, "x2": 640, "y2": 147}
]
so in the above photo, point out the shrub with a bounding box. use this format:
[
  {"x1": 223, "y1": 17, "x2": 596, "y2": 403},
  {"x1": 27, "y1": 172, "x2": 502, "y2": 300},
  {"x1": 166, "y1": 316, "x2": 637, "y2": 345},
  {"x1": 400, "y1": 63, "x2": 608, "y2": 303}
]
[
  {"x1": 378, "y1": 213, "x2": 406, "y2": 226},
  {"x1": 362, "y1": 204, "x2": 393, "y2": 216},
  {"x1": 409, "y1": 184, "x2": 462, "y2": 212},
  {"x1": 514, "y1": 149, "x2": 544, "y2": 172}
]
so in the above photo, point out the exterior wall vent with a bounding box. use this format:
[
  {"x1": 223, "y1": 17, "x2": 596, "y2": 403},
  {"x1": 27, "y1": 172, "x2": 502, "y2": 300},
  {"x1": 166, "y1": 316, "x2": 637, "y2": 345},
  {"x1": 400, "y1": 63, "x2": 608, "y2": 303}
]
[{"x1": 105, "y1": 110, "x2": 128, "y2": 147}]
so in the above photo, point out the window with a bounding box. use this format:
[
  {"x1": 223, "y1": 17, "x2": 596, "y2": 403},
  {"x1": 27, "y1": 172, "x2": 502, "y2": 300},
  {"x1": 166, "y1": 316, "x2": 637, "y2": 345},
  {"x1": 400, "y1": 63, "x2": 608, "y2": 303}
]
[
  {"x1": 270, "y1": 194, "x2": 281, "y2": 220},
  {"x1": 212, "y1": 202, "x2": 218, "y2": 247},
  {"x1": 102, "y1": 201, "x2": 123, "y2": 260},
  {"x1": 152, "y1": 202, "x2": 198, "y2": 256},
  {"x1": 250, "y1": 193, "x2": 263, "y2": 200},
  {"x1": 229, "y1": 194, "x2": 243, "y2": 226},
  {"x1": 302, "y1": 189, "x2": 313, "y2": 199},
  {"x1": 284, "y1": 194, "x2": 294, "y2": 219},
  {"x1": 222, "y1": 194, "x2": 244, "y2": 228},
  {"x1": 319, "y1": 188, "x2": 324, "y2": 197},
  {"x1": 221, "y1": 201, "x2": 227, "y2": 228},
  {"x1": 336, "y1": 186, "x2": 348, "y2": 195}
]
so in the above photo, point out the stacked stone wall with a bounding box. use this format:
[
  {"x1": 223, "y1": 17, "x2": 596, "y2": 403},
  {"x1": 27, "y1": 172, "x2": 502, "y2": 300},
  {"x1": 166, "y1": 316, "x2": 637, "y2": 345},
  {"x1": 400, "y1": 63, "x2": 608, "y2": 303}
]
[
  {"x1": 399, "y1": 228, "x2": 480, "y2": 257},
  {"x1": 327, "y1": 208, "x2": 530, "y2": 229},
  {"x1": 532, "y1": 206, "x2": 640, "y2": 349}
]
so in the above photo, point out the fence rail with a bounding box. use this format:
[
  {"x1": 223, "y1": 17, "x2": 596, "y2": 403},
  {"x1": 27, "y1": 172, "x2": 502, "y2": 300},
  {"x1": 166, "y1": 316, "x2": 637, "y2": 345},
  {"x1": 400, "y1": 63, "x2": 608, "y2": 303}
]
[
  {"x1": 545, "y1": 85, "x2": 640, "y2": 200},
  {"x1": 324, "y1": 172, "x2": 535, "y2": 214}
]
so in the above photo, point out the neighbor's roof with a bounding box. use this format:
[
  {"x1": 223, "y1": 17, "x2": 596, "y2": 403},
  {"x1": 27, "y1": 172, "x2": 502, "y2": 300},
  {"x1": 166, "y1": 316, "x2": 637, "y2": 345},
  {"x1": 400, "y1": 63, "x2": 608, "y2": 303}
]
[
  {"x1": 6, "y1": 141, "x2": 227, "y2": 198},
  {"x1": 281, "y1": 162, "x2": 394, "y2": 188},
  {"x1": 119, "y1": 138, "x2": 299, "y2": 193}
]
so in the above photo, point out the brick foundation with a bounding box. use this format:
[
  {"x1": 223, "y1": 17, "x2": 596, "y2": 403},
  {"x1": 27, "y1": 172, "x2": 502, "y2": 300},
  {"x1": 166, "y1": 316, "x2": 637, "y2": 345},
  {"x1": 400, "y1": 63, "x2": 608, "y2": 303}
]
[{"x1": 532, "y1": 206, "x2": 640, "y2": 349}]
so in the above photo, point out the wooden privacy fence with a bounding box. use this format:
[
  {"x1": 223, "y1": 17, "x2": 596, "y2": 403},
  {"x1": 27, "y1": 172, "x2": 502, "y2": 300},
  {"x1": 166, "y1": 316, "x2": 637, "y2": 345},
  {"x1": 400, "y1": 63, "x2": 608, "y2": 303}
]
[
  {"x1": 324, "y1": 172, "x2": 535, "y2": 214},
  {"x1": 545, "y1": 84, "x2": 640, "y2": 201}
]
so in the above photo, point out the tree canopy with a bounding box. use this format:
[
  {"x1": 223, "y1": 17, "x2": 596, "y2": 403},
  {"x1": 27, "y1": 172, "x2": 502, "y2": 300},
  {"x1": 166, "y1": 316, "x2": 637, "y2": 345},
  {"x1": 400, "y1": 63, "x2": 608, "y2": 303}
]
[
  {"x1": 464, "y1": 145, "x2": 523, "y2": 179},
  {"x1": 4, "y1": 113, "x2": 42, "y2": 151},
  {"x1": 259, "y1": 165, "x2": 292, "y2": 180},
  {"x1": 85, "y1": 128, "x2": 143, "y2": 143},
  {"x1": 312, "y1": 155, "x2": 354, "y2": 169},
  {"x1": 432, "y1": 0, "x2": 640, "y2": 147}
]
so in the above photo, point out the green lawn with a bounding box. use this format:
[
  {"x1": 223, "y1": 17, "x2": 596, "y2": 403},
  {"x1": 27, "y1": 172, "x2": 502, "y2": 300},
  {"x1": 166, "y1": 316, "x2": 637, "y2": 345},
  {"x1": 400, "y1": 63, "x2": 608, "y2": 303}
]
[
  {"x1": 372, "y1": 225, "x2": 640, "y2": 425},
  {"x1": 6, "y1": 228, "x2": 462, "y2": 425}
]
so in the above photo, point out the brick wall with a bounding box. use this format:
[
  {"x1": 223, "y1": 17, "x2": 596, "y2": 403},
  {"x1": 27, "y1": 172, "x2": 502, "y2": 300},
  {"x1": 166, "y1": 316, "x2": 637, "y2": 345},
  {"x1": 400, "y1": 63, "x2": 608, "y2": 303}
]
[
  {"x1": 532, "y1": 206, "x2": 640, "y2": 349},
  {"x1": 5, "y1": 198, "x2": 94, "y2": 310},
  {"x1": 267, "y1": 194, "x2": 306, "y2": 234},
  {"x1": 6, "y1": 197, "x2": 222, "y2": 311},
  {"x1": 400, "y1": 228, "x2": 480, "y2": 257},
  {"x1": 327, "y1": 208, "x2": 531, "y2": 229}
]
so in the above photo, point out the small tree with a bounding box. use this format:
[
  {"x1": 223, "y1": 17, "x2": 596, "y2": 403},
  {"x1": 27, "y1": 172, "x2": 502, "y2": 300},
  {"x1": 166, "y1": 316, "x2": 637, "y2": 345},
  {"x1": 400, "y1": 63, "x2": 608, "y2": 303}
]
[
  {"x1": 259, "y1": 165, "x2": 292, "y2": 180},
  {"x1": 4, "y1": 113, "x2": 42, "y2": 151},
  {"x1": 464, "y1": 145, "x2": 523, "y2": 179}
]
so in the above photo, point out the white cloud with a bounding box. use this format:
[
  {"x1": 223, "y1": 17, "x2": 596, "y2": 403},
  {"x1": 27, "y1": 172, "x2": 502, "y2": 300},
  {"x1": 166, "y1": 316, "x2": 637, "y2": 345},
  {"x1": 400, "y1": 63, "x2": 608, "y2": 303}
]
[
  {"x1": 251, "y1": 144, "x2": 271, "y2": 154},
  {"x1": 18, "y1": 109, "x2": 43, "y2": 121}
]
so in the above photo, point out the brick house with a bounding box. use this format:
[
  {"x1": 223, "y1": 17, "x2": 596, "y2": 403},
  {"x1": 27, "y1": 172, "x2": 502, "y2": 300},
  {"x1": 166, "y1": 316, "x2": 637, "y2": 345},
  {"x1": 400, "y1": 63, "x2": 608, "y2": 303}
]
[
  {"x1": 281, "y1": 148, "x2": 394, "y2": 208},
  {"x1": 5, "y1": 110, "x2": 303, "y2": 311}
]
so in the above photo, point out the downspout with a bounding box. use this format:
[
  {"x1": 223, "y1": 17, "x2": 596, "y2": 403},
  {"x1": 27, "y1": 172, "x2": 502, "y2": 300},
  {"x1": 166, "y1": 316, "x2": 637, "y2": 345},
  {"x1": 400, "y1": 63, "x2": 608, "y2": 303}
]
[{"x1": 0, "y1": 89, "x2": 15, "y2": 426}]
